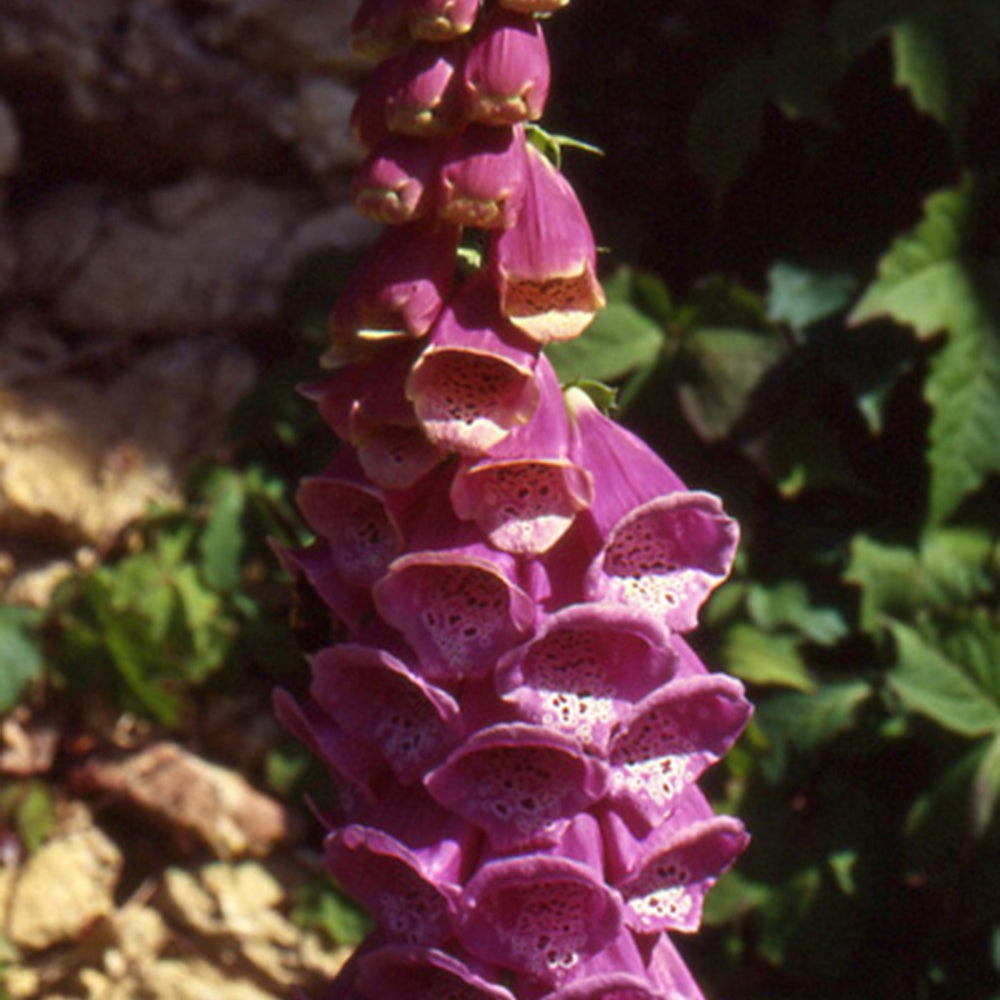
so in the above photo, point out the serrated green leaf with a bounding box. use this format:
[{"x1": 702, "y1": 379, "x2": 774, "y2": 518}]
[
  {"x1": 767, "y1": 262, "x2": 857, "y2": 332},
  {"x1": 545, "y1": 301, "x2": 664, "y2": 385},
  {"x1": 844, "y1": 536, "x2": 920, "y2": 633},
  {"x1": 851, "y1": 184, "x2": 1000, "y2": 522},
  {"x1": 891, "y1": 2, "x2": 1000, "y2": 131},
  {"x1": 723, "y1": 623, "x2": 816, "y2": 692},
  {"x1": 756, "y1": 681, "x2": 871, "y2": 754},
  {"x1": 747, "y1": 581, "x2": 848, "y2": 646},
  {"x1": 0, "y1": 606, "x2": 44, "y2": 712},
  {"x1": 888, "y1": 620, "x2": 1000, "y2": 738}
]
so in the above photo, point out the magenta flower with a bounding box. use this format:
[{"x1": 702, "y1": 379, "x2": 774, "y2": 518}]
[
  {"x1": 490, "y1": 144, "x2": 605, "y2": 342},
  {"x1": 462, "y1": 10, "x2": 551, "y2": 125},
  {"x1": 352, "y1": 136, "x2": 442, "y2": 224},
  {"x1": 438, "y1": 124, "x2": 529, "y2": 229},
  {"x1": 326, "y1": 219, "x2": 459, "y2": 362},
  {"x1": 449, "y1": 354, "x2": 593, "y2": 554},
  {"x1": 406, "y1": 274, "x2": 541, "y2": 454},
  {"x1": 282, "y1": 2, "x2": 750, "y2": 996},
  {"x1": 407, "y1": 0, "x2": 482, "y2": 42}
]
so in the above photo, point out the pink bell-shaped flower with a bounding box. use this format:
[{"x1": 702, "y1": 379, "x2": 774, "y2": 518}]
[
  {"x1": 494, "y1": 602, "x2": 676, "y2": 754},
  {"x1": 462, "y1": 10, "x2": 551, "y2": 125},
  {"x1": 606, "y1": 674, "x2": 752, "y2": 833},
  {"x1": 406, "y1": 0, "x2": 482, "y2": 42},
  {"x1": 406, "y1": 274, "x2": 541, "y2": 454},
  {"x1": 351, "y1": 0, "x2": 409, "y2": 60},
  {"x1": 455, "y1": 850, "x2": 622, "y2": 987},
  {"x1": 424, "y1": 723, "x2": 609, "y2": 850},
  {"x1": 352, "y1": 136, "x2": 443, "y2": 224},
  {"x1": 490, "y1": 144, "x2": 605, "y2": 342},
  {"x1": 438, "y1": 124, "x2": 529, "y2": 229},
  {"x1": 449, "y1": 353, "x2": 593, "y2": 554},
  {"x1": 326, "y1": 220, "x2": 460, "y2": 361},
  {"x1": 385, "y1": 41, "x2": 465, "y2": 137},
  {"x1": 310, "y1": 643, "x2": 464, "y2": 785}
]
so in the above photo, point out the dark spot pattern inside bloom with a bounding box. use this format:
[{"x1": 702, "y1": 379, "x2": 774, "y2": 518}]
[
  {"x1": 610, "y1": 708, "x2": 695, "y2": 809},
  {"x1": 468, "y1": 461, "x2": 583, "y2": 553},
  {"x1": 474, "y1": 747, "x2": 566, "y2": 834},
  {"x1": 301, "y1": 482, "x2": 399, "y2": 588},
  {"x1": 624, "y1": 860, "x2": 694, "y2": 931},
  {"x1": 502, "y1": 269, "x2": 603, "y2": 342},
  {"x1": 372, "y1": 681, "x2": 450, "y2": 780},
  {"x1": 354, "y1": 420, "x2": 444, "y2": 489},
  {"x1": 520, "y1": 629, "x2": 615, "y2": 744},
  {"x1": 505, "y1": 881, "x2": 592, "y2": 980},
  {"x1": 376, "y1": 879, "x2": 454, "y2": 945},
  {"x1": 417, "y1": 565, "x2": 511, "y2": 670},
  {"x1": 414, "y1": 350, "x2": 533, "y2": 449}
]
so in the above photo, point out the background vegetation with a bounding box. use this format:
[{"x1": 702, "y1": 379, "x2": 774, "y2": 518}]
[{"x1": 3, "y1": 1, "x2": 1000, "y2": 998}]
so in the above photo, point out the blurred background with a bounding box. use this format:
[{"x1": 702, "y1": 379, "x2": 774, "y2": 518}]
[{"x1": 2, "y1": 1, "x2": 999, "y2": 998}]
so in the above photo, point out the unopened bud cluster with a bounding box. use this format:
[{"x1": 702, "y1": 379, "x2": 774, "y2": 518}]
[{"x1": 279, "y1": 2, "x2": 751, "y2": 997}]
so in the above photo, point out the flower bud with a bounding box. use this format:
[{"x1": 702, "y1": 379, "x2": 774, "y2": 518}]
[
  {"x1": 386, "y1": 42, "x2": 464, "y2": 137},
  {"x1": 438, "y1": 124, "x2": 528, "y2": 229},
  {"x1": 353, "y1": 136, "x2": 443, "y2": 224},
  {"x1": 407, "y1": 0, "x2": 481, "y2": 41},
  {"x1": 490, "y1": 144, "x2": 604, "y2": 342},
  {"x1": 352, "y1": 0, "x2": 410, "y2": 59},
  {"x1": 462, "y1": 10, "x2": 550, "y2": 125}
]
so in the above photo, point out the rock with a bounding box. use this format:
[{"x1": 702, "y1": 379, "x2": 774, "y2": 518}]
[
  {"x1": 5, "y1": 823, "x2": 122, "y2": 950},
  {"x1": 71, "y1": 741, "x2": 294, "y2": 859}
]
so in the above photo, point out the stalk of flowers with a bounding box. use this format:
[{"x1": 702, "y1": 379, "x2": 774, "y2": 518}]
[{"x1": 278, "y1": 2, "x2": 751, "y2": 997}]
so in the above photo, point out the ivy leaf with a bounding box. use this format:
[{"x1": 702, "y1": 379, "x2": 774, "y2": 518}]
[
  {"x1": 0, "y1": 606, "x2": 43, "y2": 712},
  {"x1": 851, "y1": 184, "x2": 1000, "y2": 523},
  {"x1": 888, "y1": 620, "x2": 1000, "y2": 738},
  {"x1": 890, "y1": 0, "x2": 1000, "y2": 132}
]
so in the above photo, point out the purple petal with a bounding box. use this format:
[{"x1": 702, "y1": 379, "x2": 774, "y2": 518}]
[
  {"x1": 327, "y1": 220, "x2": 460, "y2": 362},
  {"x1": 499, "y1": 0, "x2": 570, "y2": 11},
  {"x1": 524, "y1": 926, "x2": 664, "y2": 1000},
  {"x1": 565, "y1": 386, "x2": 685, "y2": 537},
  {"x1": 353, "y1": 136, "x2": 442, "y2": 224},
  {"x1": 607, "y1": 675, "x2": 752, "y2": 832},
  {"x1": 310, "y1": 644, "x2": 464, "y2": 784},
  {"x1": 407, "y1": 0, "x2": 482, "y2": 41},
  {"x1": 450, "y1": 354, "x2": 593, "y2": 554},
  {"x1": 356, "y1": 944, "x2": 514, "y2": 999},
  {"x1": 385, "y1": 41, "x2": 464, "y2": 138},
  {"x1": 438, "y1": 124, "x2": 529, "y2": 229},
  {"x1": 273, "y1": 690, "x2": 383, "y2": 814},
  {"x1": 425, "y1": 723, "x2": 608, "y2": 850},
  {"x1": 602, "y1": 789, "x2": 748, "y2": 934},
  {"x1": 456, "y1": 854, "x2": 622, "y2": 986},
  {"x1": 495, "y1": 603, "x2": 676, "y2": 754},
  {"x1": 645, "y1": 934, "x2": 706, "y2": 1000},
  {"x1": 490, "y1": 145, "x2": 604, "y2": 343},
  {"x1": 325, "y1": 825, "x2": 459, "y2": 947},
  {"x1": 407, "y1": 274, "x2": 541, "y2": 454},
  {"x1": 462, "y1": 10, "x2": 551, "y2": 125},
  {"x1": 297, "y1": 461, "x2": 403, "y2": 590},
  {"x1": 585, "y1": 492, "x2": 740, "y2": 632}
]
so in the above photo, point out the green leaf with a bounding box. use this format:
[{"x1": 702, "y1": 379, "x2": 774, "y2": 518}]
[
  {"x1": 292, "y1": 879, "x2": 371, "y2": 946},
  {"x1": 888, "y1": 620, "x2": 1000, "y2": 738},
  {"x1": 0, "y1": 606, "x2": 43, "y2": 712},
  {"x1": 198, "y1": 474, "x2": 247, "y2": 592},
  {"x1": 677, "y1": 326, "x2": 788, "y2": 441},
  {"x1": 756, "y1": 681, "x2": 871, "y2": 755},
  {"x1": 722, "y1": 623, "x2": 816, "y2": 692},
  {"x1": 545, "y1": 299, "x2": 665, "y2": 385},
  {"x1": 890, "y1": 1, "x2": 1000, "y2": 132},
  {"x1": 852, "y1": 184, "x2": 1000, "y2": 522},
  {"x1": 746, "y1": 581, "x2": 848, "y2": 646},
  {"x1": 767, "y1": 262, "x2": 857, "y2": 333}
]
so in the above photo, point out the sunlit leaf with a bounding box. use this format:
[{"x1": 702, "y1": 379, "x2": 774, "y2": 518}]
[
  {"x1": 723, "y1": 623, "x2": 816, "y2": 692},
  {"x1": 888, "y1": 620, "x2": 1000, "y2": 738},
  {"x1": 747, "y1": 581, "x2": 848, "y2": 646},
  {"x1": 852, "y1": 184, "x2": 1000, "y2": 523},
  {"x1": 0, "y1": 606, "x2": 43, "y2": 712},
  {"x1": 767, "y1": 262, "x2": 857, "y2": 333}
]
